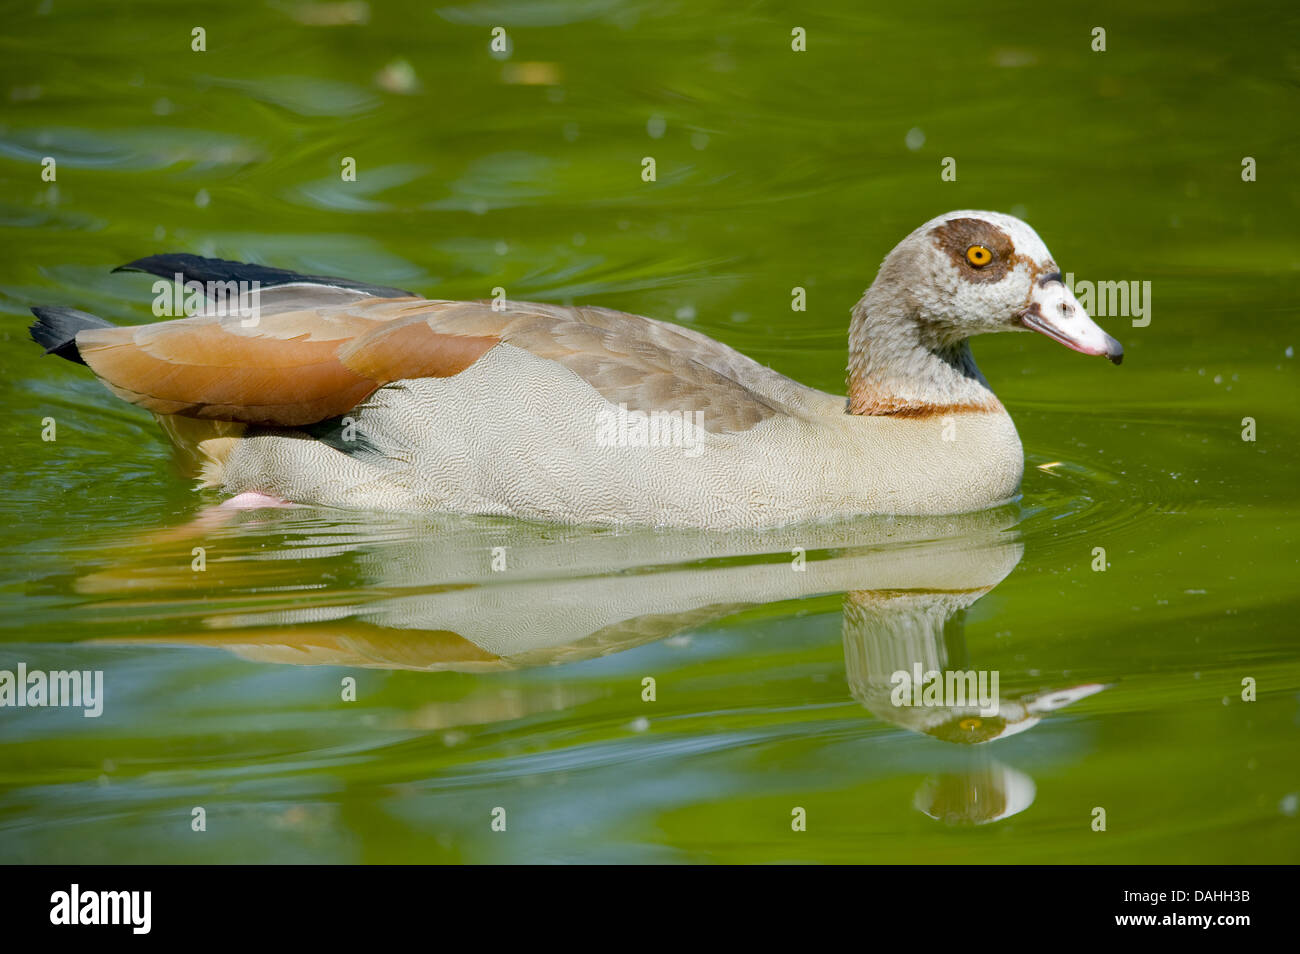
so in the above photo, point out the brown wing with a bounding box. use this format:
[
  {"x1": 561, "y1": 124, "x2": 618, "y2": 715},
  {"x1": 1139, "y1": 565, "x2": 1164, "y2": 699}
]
[
  {"x1": 76, "y1": 298, "x2": 792, "y2": 431},
  {"x1": 76, "y1": 300, "x2": 498, "y2": 427},
  {"x1": 412, "y1": 301, "x2": 792, "y2": 431}
]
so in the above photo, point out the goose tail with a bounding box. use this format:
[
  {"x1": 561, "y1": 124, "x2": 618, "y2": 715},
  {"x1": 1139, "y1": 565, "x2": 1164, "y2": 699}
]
[{"x1": 29, "y1": 306, "x2": 116, "y2": 365}]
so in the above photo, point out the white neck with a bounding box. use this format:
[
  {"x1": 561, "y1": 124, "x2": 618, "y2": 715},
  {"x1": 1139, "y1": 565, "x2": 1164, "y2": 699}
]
[{"x1": 846, "y1": 287, "x2": 1001, "y2": 417}]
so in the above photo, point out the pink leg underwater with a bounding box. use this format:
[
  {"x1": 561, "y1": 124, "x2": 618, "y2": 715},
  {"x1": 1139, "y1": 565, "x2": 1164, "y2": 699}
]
[
  {"x1": 220, "y1": 491, "x2": 294, "y2": 511},
  {"x1": 138, "y1": 491, "x2": 295, "y2": 545}
]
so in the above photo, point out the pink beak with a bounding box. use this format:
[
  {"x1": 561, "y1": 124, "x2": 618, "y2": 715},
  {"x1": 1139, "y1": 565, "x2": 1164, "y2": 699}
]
[{"x1": 1019, "y1": 277, "x2": 1124, "y2": 365}]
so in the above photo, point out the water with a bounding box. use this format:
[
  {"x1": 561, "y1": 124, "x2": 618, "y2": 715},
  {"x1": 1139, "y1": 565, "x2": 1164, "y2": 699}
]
[{"x1": 1, "y1": 0, "x2": 1297, "y2": 862}]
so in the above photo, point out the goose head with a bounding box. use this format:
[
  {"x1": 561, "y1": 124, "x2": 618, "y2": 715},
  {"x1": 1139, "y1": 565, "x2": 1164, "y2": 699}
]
[{"x1": 849, "y1": 210, "x2": 1122, "y2": 414}]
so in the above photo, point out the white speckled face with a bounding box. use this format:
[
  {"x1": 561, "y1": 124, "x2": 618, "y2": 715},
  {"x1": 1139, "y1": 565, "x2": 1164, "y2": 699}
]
[
  {"x1": 910, "y1": 210, "x2": 1051, "y2": 334},
  {"x1": 887, "y1": 210, "x2": 1123, "y2": 363}
]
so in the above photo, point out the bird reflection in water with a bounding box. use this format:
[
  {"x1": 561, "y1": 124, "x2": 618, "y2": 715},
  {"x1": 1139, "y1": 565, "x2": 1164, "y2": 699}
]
[{"x1": 85, "y1": 503, "x2": 1105, "y2": 825}]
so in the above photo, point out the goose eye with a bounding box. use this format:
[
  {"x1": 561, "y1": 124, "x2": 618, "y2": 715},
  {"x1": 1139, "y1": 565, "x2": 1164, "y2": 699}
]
[
  {"x1": 965, "y1": 245, "x2": 993, "y2": 268},
  {"x1": 959, "y1": 717, "x2": 983, "y2": 730}
]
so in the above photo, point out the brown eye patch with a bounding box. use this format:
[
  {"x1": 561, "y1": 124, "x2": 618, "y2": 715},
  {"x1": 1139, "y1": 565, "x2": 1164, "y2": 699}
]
[{"x1": 929, "y1": 217, "x2": 1018, "y2": 283}]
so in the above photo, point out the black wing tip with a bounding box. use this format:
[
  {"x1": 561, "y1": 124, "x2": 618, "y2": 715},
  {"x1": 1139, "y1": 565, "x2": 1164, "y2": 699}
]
[
  {"x1": 113, "y1": 253, "x2": 239, "y2": 276},
  {"x1": 111, "y1": 252, "x2": 416, "y2": 298},
  {"x1": 28, "y1": 305, "x2": 115, "y2": 364},
  {"x1": 297, "y1": 415, "x2": 384, "y2": 458}
]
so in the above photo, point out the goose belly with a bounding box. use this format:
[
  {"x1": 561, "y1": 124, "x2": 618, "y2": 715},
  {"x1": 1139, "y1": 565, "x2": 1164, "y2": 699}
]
[{"x1": 221, "y1": 344, "x2": 1024, "y2": 527}]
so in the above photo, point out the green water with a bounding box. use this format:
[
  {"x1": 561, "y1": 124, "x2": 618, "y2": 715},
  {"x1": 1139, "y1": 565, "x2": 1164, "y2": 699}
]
[{"x1": 1, "y1": 0, "x2": 1297, "y2": 863}]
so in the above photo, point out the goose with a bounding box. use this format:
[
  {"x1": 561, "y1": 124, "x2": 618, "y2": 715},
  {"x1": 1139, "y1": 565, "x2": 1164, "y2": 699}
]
[{"x1": 29, "y1": 210, "x2": 1122, "y2": 529}]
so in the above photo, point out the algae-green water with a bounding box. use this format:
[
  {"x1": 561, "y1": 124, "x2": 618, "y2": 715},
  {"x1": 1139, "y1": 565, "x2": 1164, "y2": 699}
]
[{"x1": 1, "y1": 0, "x2": 1297, "y2": 863}]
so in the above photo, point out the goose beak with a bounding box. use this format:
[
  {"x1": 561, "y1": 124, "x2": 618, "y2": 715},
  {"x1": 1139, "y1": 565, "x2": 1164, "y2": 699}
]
[{"x1": 1019, "y1": 278, "x2": 1124, "y2": 365}]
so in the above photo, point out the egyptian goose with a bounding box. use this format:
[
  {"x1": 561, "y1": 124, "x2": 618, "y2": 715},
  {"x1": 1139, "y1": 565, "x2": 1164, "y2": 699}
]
[{"x1": 30, "y1": 210, "x2": 1121, "y2": 529}]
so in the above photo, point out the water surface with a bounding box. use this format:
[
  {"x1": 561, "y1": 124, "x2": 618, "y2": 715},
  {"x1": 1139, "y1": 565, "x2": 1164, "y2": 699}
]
[{"x1": 1, "y1": 0, "x2": 1297, "y2": 863}]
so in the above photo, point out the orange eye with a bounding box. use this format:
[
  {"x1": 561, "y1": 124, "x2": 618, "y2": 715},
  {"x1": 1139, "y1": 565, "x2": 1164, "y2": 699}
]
[
  {"x1": 959, "y1": 718, "x2": 983, "y2": 731},
  {"x1": 965, "y1": 245, "x2": 993, "y2": 267}
]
